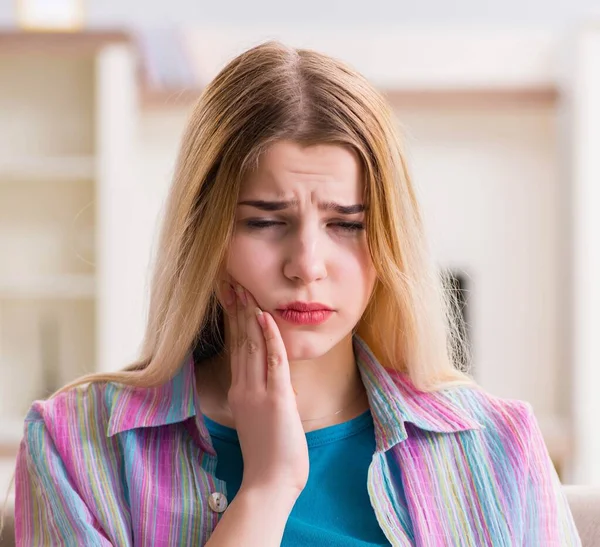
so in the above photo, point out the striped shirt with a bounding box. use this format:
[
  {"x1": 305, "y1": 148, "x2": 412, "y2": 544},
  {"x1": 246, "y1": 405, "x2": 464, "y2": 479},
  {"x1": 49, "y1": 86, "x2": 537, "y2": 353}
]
[{"x1": 14, "y1": 336, "x2": 581, "y2": 546}]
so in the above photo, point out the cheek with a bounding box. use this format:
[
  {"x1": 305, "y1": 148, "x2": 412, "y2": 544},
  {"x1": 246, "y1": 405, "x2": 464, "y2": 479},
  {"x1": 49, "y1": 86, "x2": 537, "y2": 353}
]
[
  {"x1": 225, "y1": 236, "x2": 277, "y2": 287},
  {"x1": 341, "y1": 249, "x2": 377, "y2": 313},
  {"x1": 337, "y1": 243, "x2": 376, "y2": 285},
  {"x1": 342, "y1": 264, "x2": 375, "y2": 306}
]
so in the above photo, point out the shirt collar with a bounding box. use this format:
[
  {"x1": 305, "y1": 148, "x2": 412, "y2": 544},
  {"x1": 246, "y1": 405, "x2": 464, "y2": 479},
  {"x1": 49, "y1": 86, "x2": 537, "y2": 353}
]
[
  {"x1": 106, "y1": 336, "x2": 484, "y2": 453},
  {"x1": 353, "y1": 336, "x2": 484, "y2": 452},
  {"x1": 106, "y1": 352, "x2": 198, "y2": 438}
]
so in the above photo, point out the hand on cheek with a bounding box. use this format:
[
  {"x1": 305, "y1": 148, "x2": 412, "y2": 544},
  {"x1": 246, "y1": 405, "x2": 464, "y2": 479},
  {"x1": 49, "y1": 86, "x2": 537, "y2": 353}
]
[
  {"x1": 218, "y1": 277, "x2": 256, "y2": 314},
  {"x1": 216, "y1": 279, "x2": 309, "y2": 497}
]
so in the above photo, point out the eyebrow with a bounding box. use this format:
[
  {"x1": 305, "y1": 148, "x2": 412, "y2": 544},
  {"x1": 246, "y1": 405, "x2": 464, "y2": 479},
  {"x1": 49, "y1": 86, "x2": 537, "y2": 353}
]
[{"x1": 238, "y1": 199, "x2": 366, "y2": 215}]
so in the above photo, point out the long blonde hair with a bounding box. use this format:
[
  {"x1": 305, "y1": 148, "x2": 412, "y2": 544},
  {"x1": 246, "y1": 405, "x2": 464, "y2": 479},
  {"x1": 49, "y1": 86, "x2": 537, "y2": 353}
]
[
  {"x1": 1, "y1": 39, "x2": 476, "y2": 536},
  {"x1": 53, "y1": 40, "x2": 474, "y2": 397},
  {"x1": 66, "y1": 40, "x2": 477, "y2": 397}
]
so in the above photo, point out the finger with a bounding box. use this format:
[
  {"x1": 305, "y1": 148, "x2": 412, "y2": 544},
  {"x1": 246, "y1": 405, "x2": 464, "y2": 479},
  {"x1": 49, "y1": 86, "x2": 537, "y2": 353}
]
[
  {"x1": 218, "y1": 281, "x2": 236, "y2": 318},
  {"x1": 234, "y1": 284, "x2": 248, "y2": 388},
  {"x1": 224, "y1": 283, "x2": 241, "y2": 386},
  {"x1": 243, "y1": 289, "x2": 267, "y2": 391},
  {"x1": 257, "y1": 311, "x2": 291, "y2": 394}
]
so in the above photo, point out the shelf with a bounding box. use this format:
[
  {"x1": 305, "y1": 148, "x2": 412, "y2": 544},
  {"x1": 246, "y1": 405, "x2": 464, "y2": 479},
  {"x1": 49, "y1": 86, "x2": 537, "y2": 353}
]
[
  {"x1": 384, "y1": 87, "x2": 558, "y2": 109},
  {"x1": 0, "y1": 155, "x2": 95, "y2": 182},
  {"x1": 0, "y1": 29, "x2": 129, "y2": 55},
  {"x1": 140, "y1": 87, "x2": 203, "y2": 109},
  {"x1": 0, "y1": 274, "x2": 95, "y2": 299}
]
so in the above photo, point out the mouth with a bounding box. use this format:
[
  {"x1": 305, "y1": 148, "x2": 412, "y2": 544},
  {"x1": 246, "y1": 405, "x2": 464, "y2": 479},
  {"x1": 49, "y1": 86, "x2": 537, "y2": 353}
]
[
  {"x1": 278, "y1": 302, "x2": 333, "y2": 312},
  {"x1": 276, "y1": 302, "x2": 334, "y2": 326}
]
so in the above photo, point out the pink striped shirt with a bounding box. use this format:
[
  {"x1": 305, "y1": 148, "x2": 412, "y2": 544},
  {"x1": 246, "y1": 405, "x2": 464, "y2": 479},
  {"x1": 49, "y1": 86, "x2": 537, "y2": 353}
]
[{"x1": 15, "y1": 336, "x2": 581, "y2": 545}]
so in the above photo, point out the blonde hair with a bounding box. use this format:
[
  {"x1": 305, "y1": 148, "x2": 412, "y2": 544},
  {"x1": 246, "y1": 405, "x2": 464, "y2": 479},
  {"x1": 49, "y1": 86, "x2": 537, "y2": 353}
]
[
  {"x1": 57, "y1": 40, "x2": 473, "y2": 394},
  {"x1": 1, "y1": 40, "x2": 475, "y2": 535}
]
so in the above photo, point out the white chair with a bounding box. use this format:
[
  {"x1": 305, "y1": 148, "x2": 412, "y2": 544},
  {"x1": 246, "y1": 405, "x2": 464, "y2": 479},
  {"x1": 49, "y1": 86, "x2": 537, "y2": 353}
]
[{"x1": 563, "y1": 485, "x2": 600, "y2": 546}]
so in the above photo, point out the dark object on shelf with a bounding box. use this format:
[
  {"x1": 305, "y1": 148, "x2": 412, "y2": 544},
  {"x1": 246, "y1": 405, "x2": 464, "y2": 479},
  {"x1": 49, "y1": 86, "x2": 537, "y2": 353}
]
[{"x1": 443, "y1": 269, "x2": 473, "y2": 374}]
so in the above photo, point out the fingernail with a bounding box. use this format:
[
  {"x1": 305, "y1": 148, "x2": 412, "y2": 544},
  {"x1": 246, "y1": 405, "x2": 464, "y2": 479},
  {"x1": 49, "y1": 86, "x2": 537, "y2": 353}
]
[{"x1": 255, "y1": 307, "x2": 265, "y2": 328}]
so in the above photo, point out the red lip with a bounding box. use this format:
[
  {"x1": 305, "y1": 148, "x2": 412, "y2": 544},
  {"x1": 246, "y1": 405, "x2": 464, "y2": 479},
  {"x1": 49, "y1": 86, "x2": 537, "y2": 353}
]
[{"x1": 278, "y1": 301, "x2": 333, "y2": 312}]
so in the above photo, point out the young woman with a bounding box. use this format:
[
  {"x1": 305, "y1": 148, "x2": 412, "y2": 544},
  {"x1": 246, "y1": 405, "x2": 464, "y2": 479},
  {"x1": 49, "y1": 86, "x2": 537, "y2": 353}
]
[{"x1": 9, "y1": 41, "x2": 580, "y2": 546}]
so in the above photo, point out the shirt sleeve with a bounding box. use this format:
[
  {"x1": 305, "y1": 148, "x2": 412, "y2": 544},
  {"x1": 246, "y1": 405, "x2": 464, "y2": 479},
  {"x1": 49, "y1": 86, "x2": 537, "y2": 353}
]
[
  {"x1": 15, "y1": 417, "x2": 114, "y2": 546},
  {"x1": 522, "y1": 403, "x2": 581, "y2": 546}
]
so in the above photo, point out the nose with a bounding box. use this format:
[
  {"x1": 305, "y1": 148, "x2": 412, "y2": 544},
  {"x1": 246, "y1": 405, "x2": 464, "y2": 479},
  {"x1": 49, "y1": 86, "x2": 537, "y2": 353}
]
[{"x1": 282, "y1": 222, "x2": 327, "y2": 284}]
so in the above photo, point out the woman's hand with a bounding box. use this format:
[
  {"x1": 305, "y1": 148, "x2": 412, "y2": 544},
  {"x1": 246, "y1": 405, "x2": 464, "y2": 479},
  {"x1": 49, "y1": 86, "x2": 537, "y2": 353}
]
[{"x1": 221, "y1": 282, "x2": 309, "y2": 499}]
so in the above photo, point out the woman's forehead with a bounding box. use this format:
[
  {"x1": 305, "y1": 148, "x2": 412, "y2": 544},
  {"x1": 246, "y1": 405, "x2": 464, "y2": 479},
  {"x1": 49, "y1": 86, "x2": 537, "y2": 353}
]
[{"x1": 240, "y1": 141, "x2": 364, "y2": 200}]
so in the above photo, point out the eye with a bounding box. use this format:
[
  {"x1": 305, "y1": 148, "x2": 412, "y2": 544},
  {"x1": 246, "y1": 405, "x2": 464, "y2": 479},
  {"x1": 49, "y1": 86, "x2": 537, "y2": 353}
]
[
  {"x1": 243, "y1": 219, "x2": 365, "y2": 233},
  {"x1": 329, "y1": 221, "x2": 365, "y2": 233},
  {"x1": 245, "y1": 219, "x2": 285, "y2": 230}
]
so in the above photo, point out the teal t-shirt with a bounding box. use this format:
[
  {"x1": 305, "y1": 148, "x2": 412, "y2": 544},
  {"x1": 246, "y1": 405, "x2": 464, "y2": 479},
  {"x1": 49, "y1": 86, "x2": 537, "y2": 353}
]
[{"x1": 204, "y1": 409, "x2": 390, "y2": 545}]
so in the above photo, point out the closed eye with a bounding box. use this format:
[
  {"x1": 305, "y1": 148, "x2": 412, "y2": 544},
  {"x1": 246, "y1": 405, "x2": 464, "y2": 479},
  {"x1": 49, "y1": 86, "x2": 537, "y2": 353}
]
[
  {"x1": 244, "y1": 219, "x2": 364, "y2": 232},
  {"x1": 332, "y1": 221, "x2": 364, "y2": 232},
  {"x1": 245, "y1": 220, "x2": 284, "y2": 229}
]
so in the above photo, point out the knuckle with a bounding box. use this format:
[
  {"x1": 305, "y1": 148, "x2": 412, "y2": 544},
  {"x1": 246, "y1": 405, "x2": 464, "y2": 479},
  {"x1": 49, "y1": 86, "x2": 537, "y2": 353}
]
[
  {"x1": 236, "y1": 335, "x2": 247, "y2": 349},
  {"x1": 267, "y1": 353, "x2": 282, "y2": 369},
  {"x1": 246, "y1": 339, "x2": 259, "y2": 355}
]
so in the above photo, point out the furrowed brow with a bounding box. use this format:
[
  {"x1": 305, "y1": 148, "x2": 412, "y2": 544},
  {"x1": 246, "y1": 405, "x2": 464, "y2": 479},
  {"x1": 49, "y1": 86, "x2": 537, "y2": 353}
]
[{"x1": 238, "y1": 199, "x2": 365, "y2": 215}]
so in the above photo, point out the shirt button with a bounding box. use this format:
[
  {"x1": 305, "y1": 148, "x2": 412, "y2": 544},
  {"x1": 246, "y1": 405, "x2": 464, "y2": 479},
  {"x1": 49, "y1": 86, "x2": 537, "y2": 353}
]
[{"x1": 208, "y1": 492, "x2": 228, "y2": 513}]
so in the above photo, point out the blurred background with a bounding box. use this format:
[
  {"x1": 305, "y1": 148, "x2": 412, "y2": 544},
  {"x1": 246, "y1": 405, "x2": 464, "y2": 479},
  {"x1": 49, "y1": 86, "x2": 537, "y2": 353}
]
[{"x1": 2, "y1": 0, "x2": 600, "y2": 543}]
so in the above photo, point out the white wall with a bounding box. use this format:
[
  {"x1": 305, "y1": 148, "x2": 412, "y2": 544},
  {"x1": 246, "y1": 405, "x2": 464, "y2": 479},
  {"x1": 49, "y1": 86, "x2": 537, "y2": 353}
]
[
  {"x1": 398, "y1": 105, "x2": 565, "y2": 418},
  {"x1": 2, "y1": 0, "x2": 600, "y2": 26}
]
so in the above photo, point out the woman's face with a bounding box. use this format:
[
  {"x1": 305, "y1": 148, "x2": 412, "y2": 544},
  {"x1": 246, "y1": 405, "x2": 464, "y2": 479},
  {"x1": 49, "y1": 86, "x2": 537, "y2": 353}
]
[{"x1": 225, "y1": 140, "x2": 377, "y2": 361}]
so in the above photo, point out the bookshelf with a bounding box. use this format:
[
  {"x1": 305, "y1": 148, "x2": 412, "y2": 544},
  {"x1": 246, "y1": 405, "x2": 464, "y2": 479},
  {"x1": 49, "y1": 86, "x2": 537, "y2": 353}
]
[
  {"x1": 0, "y1": 155, "x2": 95, "y2": 181},
  {"x1": 0, "y1": 31, "x2": 136, "y2": 459}
]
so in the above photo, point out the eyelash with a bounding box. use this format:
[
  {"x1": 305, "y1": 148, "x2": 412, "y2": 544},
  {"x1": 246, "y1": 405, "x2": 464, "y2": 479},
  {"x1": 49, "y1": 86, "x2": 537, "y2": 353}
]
[{"x1": 245, "y1": 220, "x2": 365, "y2": 232}]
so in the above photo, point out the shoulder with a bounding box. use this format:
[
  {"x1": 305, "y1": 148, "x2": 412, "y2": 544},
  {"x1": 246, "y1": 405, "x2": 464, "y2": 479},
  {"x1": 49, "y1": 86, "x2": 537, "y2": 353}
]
[
  {"x1": 16, "y1": 382, "x2": 137, "y2": 544},
  {"x1": 390, "y1": 369, "x2": 537, "y2": 446},
  {"x1": 446, "y1": 381, "x2": 535, "y2": 432},
  {"x1": 22, "y1": 380, "x2": 119, "y2": 460},
  {"x1": 436, "y1": 382, "x2": 543, "y2": 473},
  {"x1": 25, "y1": 380, "x2": 110, "y2": 425}
]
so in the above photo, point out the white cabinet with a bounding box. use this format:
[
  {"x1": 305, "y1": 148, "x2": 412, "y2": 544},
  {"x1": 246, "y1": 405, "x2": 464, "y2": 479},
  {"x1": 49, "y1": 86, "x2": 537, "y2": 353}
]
[{"x1": 0, "y1": 32, "x2": 138, "y2": 442}]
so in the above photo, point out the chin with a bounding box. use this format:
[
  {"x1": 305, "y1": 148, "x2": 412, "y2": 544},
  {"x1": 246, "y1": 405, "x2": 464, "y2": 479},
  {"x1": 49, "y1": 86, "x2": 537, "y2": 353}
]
[{"x1": 278, "y1": 328, "x2": 344, "y2": 362}]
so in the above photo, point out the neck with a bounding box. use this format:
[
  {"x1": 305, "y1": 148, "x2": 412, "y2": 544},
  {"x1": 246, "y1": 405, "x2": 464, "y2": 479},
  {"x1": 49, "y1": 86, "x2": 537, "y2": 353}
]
[
  {"x1": 287, "y1": 335, "x2": 367, "y2": 429},
  {"x1": 201, "y1": 333, "x2": 369, "y2": 432}
]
